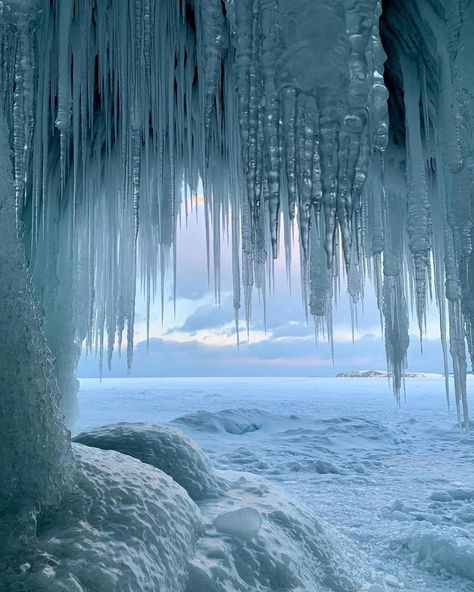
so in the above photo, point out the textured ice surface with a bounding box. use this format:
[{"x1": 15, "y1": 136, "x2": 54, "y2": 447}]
[
  {"x1": 0, "y1": 107, "x2": 71, "y2": 529},
  {"x1": 190, "y1": 469, "x2": 384, "y2": 592},
  {"x1": 2, "y1": 444, "x2": 201, "y2": 592},
  {"x1": 394, "y1": 524, "x2": 474, "y2": 581},
  {"x1": 73, "y1": 422, "x2": 223, "y2": 500},
  {"x1": 5, "y1": 421, "x2": 387, "y2": 592},
  {"x1": 78, "y1": 377, "x2": 474, "y2": 592}
]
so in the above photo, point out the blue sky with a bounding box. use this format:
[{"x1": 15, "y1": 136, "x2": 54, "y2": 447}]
[{"x1": 78, "y1": 200, "x2": 447, "y2": 378}]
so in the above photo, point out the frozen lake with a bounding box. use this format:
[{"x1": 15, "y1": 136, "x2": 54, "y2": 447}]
[{"x1": 78, "y1": 376, "x2": 474, "y2": 592}]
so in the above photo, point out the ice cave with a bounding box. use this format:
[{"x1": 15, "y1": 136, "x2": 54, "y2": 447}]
[{"x1": 1, "y1": 0, "x2": 474, "y2": 591}]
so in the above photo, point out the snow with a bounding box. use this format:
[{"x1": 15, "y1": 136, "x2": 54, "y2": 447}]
[{"x1": 77, "y1": 376, "x2": 474, "y2": 592}]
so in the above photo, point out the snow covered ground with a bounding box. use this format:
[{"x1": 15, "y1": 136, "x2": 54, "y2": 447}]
[{"x1": 77, "y1": 376, "x2": 474, "y2": 592}]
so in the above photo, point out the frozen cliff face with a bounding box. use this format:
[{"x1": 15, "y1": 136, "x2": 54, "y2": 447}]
[{"x1": 0, "y1": 0, "x2": 473, "y2": 428}]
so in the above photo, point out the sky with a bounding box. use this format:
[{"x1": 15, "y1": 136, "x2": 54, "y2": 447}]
[{"x1": 77, "y1": 199, "x2": 447, "y2": 378}]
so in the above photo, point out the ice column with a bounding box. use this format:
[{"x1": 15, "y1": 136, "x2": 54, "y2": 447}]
[{"x1": 0, "y1": 107, "x2": 72, "y2": 543}]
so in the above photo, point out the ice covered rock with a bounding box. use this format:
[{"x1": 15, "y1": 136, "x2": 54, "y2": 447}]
[
  {"x1": 2, "y1": 444, "x2": 201, "y2": 592},
  {"x1": 189, "y1": 470, "x2": 386, "y2": 592},
  {"x1": 430, "y1": 491, "x2": 453, "y2": 503},
  {"x1": 73, "y1": 422, "x2": 223, "y2": 501},
  {"x1": 3, "y1": 429, "x2": 386, "y2": 592},
  {"x1": 214, "y1": 507, "x2": 262, "y2": 539}
]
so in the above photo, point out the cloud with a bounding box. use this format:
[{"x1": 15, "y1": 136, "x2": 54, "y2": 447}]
[
  {"x1": 169, "y1": 298, "x2": 235, "y2": 333},
  {"x1": 79, "y1": 201, "x2": 451, "y2": 379},
  {"x1": 77, "y1": 330, "x2": 448, "y2": 379}
]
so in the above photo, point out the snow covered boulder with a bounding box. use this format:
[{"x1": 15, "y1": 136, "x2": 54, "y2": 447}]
[
  {"x1": 3, "y1": 434, "x2": 386, "y2": 592},
  {"x1": 189, "y1": 470, "x2": 386, "y2": 592},
  {"x1": 73, "y1": 422, "x2": 223, "y2": 501},
  {"x1": 3, "y1": 444, "x2": 201, "y2": 592}
]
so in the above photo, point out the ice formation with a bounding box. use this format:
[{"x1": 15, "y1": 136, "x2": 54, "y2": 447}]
[
  {"x1": 1, "y1": 0, "x2": 474, "y2": 558},
  {"x1": 2, "y1": 443, "x2": 202, "y2": 592},
  {"x1": 1, "y1": 0, "x2": 473, "y2": 419},
  {"x1": 73, "y1": 422, "x2": 224, "y2": 500},
  {"x1": 67, "y1": 425, "x2": 384, "y2": 592},
  {"x1": 0, "y1": 106, "x2": 71, "y2": 538}
]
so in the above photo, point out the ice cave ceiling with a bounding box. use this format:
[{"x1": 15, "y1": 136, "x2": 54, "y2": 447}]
[{"x1": 0, "y1": 0, "x2": 473, "y2": 427}]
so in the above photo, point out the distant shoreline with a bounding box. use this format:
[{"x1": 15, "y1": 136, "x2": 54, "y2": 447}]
[{"x1": 336, "y1": 370, "x2": 446, "y2": 379}]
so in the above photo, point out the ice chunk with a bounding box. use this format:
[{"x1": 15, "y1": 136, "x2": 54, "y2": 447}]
[
  {"x1": 214, "y1": 506, "x2": 262, "y2": 539},
  {"x1": 396, "y1": 524, "x2": 474, "y2": 581}
]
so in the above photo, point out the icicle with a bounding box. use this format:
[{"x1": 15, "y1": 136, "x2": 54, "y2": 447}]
[
  {"x1": 199, "y1": 0, "x2": 225, "y2": 134},
  {"x1": 260, "y1": 0, "x2": 280, "y2": 258},
  {"x1": 281, "y1": 86, "x2": 298, "y2": 220},
  {"x1": 400, "y1": 55, "x2": 431, "y2": 337},
  {"x1": 55, "y1": 0, "x2": 73, "y2": 188},
  {"x1": 1, "y1": 0, "x2": 472, "y2": 434},
  {"x1": 383, "y1": 188, "x2": 410, "y2": 401}
]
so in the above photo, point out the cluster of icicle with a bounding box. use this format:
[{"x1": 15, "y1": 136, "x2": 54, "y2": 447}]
[{"x1": 0, "y1": 0, "x2": 472, "y2": 427}]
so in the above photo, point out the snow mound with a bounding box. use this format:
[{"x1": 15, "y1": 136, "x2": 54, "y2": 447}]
[
  {"x1": 174, "y1": 409, "x2": 400, "y2": 478},
  {"x1": 190, "y1": 470, "x2": 385, "y2": 592},
  {"x1": 74, "y1": 422, "x2": 223, "y2": 500},
  {"x1": 174, "y1": 409, "x2": 265, "y2": 435},
  {"x1": 395, "y1": 525, "x2": 474, "y2": 581},
  {"x1": 3, "y1": 444, "x2": 201, "y2": 592}
]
